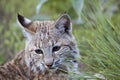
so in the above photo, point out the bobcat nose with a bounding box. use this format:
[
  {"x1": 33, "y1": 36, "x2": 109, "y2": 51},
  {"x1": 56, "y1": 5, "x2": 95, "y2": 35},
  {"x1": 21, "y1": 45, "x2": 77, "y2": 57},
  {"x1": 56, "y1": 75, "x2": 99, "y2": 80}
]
[
  {"x1": 44, "y1": 59, "x2": 53, "y2": 68},
  {"x1": 46, "y1": 63, "x2": 53, "y2": 68},
  {"x1": 46, "y1": 62, "x2": 53, "y2": 68}
]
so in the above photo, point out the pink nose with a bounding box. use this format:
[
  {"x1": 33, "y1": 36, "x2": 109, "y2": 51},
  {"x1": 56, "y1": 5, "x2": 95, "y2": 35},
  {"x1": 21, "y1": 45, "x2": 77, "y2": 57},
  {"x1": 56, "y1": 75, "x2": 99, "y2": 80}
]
[
  {"x1": 44, "y1": 59, "x2": 53, "y2": 68},
  {"x1": 46, "y1": 63, "x2": 53, "y2": 68}
]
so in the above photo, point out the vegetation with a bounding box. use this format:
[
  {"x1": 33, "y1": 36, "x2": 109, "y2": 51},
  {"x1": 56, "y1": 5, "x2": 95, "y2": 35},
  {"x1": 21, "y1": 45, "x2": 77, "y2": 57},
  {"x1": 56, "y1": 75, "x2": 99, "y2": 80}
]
[{"x1": 0, "y1": 0, "x2": 120, "y2": 79}]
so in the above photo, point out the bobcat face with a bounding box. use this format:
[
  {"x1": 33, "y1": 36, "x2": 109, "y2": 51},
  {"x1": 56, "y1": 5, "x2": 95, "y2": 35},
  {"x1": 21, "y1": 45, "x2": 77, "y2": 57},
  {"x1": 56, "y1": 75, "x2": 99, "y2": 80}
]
[{"x1": 17, "y1": 14, "x2": 80, "y2": 74}]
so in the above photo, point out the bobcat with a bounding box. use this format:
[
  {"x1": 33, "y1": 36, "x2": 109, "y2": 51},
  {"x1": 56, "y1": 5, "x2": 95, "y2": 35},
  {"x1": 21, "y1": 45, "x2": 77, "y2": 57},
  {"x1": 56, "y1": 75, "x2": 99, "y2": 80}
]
[{"x1": 0, "y1": 13, "x2": 81, "y2": 80}]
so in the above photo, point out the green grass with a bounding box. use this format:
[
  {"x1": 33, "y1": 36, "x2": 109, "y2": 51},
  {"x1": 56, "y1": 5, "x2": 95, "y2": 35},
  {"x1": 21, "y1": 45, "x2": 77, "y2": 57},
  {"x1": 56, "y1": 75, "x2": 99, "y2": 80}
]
[{"x1": 73, "y1": 0, "x2": 120, "y2": 79}]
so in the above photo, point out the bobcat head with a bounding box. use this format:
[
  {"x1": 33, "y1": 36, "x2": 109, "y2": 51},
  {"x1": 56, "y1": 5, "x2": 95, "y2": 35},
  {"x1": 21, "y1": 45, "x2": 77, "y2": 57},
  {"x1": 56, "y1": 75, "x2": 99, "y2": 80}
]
[{"x1": 17, "y1": 14, "x2": 80, "y2": 74}]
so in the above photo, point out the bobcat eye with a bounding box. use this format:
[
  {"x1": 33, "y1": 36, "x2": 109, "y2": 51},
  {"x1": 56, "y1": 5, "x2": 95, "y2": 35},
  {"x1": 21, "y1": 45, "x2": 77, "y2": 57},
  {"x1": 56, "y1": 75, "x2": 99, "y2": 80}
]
[
  {"x1": 73, "y1": 60, "x2": 77, "y2": 63},
  {"x1": 34, "y1": 49, "x2": 43, "y2": 54},
  {"x1": 52, "y1": 46, "x2": 61, "y2": 52}
]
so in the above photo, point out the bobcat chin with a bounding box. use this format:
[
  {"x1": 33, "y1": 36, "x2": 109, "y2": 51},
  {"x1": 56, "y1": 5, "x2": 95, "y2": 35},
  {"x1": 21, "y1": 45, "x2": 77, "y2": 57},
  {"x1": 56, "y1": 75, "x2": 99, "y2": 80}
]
[{"x1": 0, "y1": 13, "x2": 81, "y2": 80}]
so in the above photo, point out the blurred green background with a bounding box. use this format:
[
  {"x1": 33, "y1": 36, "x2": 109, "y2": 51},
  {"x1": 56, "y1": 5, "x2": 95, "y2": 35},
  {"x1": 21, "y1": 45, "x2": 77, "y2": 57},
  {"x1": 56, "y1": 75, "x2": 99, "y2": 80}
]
[{"x1": 0, "y1": 0, "x2": 120, "y2": 79}]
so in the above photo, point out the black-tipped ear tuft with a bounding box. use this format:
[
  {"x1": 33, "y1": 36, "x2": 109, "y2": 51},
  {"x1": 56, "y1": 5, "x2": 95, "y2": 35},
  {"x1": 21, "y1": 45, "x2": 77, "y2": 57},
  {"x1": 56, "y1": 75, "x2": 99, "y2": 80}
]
[
  {"x1": 17, "y1": 13, "x2": 25, "y2": 27},
  {"x1": 17, "y1": 13, "x2": 32, "y2": 28}
]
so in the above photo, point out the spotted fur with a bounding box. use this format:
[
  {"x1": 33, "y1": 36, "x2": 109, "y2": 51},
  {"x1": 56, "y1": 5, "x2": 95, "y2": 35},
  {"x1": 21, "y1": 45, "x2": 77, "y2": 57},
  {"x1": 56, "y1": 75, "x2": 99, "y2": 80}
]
[{"x1": 0, "y1": 14, "x2": 81, "y2": 80}]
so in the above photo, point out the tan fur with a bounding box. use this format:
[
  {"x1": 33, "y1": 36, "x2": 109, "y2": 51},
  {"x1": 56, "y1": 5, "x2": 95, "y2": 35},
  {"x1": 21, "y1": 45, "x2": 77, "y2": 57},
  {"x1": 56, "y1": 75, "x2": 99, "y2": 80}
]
[{"x1": 0, "y1": 14, "x2": 81, "y2": 80}]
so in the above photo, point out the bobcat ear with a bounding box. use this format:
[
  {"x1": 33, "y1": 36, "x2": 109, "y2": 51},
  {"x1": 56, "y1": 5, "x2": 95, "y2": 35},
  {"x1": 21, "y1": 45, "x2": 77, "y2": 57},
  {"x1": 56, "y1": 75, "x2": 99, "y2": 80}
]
[
  {"x1": 17, "y1": 14, "x2": 32, "y2": 28},
  {"x1": 17, "y1": 14, "x2": 35, "y2": 40},
  {"x1": 55, "y1": 14, "x2": 72, "y2": 34}
]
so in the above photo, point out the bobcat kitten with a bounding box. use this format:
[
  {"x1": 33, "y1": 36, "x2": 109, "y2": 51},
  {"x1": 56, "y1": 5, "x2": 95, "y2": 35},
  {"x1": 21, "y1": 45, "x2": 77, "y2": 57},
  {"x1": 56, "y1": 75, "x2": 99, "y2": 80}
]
[{"x1": 0, "y1": 13, "x2": 80, "y2": 80}]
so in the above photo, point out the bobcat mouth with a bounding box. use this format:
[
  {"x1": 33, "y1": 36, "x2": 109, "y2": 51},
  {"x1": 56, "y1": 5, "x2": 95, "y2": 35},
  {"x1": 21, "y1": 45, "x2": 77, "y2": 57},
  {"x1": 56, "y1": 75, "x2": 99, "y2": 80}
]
[
  {"x1": 43, "y1": 59, "x2": 68, "y2": 73},
  {"x1": 48, "y1": 63, "x2": 68, "y2": 73}
]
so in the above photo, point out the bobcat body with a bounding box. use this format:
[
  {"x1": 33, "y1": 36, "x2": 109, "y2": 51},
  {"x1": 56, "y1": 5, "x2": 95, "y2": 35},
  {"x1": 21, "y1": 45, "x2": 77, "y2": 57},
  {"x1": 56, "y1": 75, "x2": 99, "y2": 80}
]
[{"x1": 0, "y1": 14, "x2": 80, "y2": 80}]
